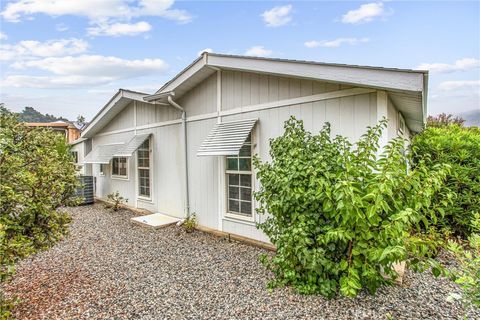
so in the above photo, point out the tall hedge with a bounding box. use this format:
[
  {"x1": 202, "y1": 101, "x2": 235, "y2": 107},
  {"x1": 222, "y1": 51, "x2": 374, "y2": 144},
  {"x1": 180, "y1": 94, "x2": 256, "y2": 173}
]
[
  {"x1": 254, "y1": 117, "x2": 448, "y2": 297},
  {"x1": 0, "y1": 109, "x2": 79, "y2": 316},
  {"x1": 412, "y1": 125, "x2": 480, "y2": 237}
]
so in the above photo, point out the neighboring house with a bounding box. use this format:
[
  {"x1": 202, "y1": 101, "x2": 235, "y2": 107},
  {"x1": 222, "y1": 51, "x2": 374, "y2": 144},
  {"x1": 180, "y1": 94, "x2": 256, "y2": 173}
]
[
  {"x1": 25, "y1": 121, "x2": 82, "y2": 143},
  {"x1": 81, "y1": 53, "x2": 428, "y2": 243}
]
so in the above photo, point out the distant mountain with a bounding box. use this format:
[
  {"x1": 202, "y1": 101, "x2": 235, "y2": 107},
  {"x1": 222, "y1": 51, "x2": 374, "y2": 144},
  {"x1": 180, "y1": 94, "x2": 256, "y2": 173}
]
[
  {"x1": 456, "y1": 109, "x2": 480, "y2": 127},
  {"x1": 16, "y1": 106, "x2": 70, "y2": 123}
]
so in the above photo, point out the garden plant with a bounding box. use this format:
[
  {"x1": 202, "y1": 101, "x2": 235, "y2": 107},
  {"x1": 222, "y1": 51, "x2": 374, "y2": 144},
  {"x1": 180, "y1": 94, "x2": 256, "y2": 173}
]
[{"x1": 254, "y1": 117, "x2": 449, "y2": 298}]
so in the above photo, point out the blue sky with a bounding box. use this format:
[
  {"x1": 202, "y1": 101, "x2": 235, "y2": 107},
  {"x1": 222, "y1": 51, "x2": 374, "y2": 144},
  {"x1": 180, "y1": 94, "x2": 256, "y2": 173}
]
[{"x1": 0, "y1": 0, "x2": 479, "y2": 120}]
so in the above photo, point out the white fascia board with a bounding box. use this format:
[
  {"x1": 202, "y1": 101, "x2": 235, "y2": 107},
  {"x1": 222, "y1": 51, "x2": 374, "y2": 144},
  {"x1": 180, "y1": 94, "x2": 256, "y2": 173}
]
[
  {"x1": 156, "y1": 55, "x2": 207, "y2": 94},
  {"x1": 81, "y1": 89, "x2": 149, "y2": 139},
  {"x1": 206, "y1": 54, "x2": 425, "y2": 93}
]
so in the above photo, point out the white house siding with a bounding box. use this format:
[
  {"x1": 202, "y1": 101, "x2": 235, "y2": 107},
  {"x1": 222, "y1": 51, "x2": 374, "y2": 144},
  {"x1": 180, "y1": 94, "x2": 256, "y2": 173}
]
[
  {"x1": 387, "y1": 96, "x2": 412, "y2": 141},
  {"x1": 178, "y1": 73, "x2": 217, "y2": 117},
  {"x1": 100, "y1": 103, "x2": 135, "y2": 133},
  {"x1": 86, "y1": 70, "x2": 416, "y2": 244}
]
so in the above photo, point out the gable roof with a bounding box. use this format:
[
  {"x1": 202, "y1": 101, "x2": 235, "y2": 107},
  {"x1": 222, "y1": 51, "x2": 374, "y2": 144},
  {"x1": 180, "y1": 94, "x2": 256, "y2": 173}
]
[
  {"x1": 81, "y1": 89, "x2": 149, "y2": 138},
  {"x1": 148, "y1": 53, "x2": 428, "y2": 132}
]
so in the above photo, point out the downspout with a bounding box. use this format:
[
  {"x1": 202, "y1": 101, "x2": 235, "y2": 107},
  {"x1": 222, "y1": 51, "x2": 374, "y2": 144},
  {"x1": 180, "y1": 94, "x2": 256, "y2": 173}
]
[{"x1": 167, "y1": 95, "x2": 190, "y2": 218}]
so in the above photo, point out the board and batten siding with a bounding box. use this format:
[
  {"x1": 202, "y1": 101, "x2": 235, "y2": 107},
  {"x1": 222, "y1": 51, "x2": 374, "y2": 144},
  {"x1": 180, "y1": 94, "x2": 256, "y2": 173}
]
[{"x1": 179, "y1": 71, "x2": 379, "y2": 242}]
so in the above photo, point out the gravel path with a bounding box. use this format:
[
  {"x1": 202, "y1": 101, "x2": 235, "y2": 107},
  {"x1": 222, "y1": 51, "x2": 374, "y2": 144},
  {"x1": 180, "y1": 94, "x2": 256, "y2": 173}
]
[{"x1": 3, "y1": 204, "x2": 479, "y2": 319}]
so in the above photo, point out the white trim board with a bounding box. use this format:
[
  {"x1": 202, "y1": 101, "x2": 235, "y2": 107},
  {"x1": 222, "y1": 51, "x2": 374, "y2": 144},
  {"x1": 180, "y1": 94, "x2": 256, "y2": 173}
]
[{"x1": 93, "y1": 87, "x2": 376, "y2": 138}]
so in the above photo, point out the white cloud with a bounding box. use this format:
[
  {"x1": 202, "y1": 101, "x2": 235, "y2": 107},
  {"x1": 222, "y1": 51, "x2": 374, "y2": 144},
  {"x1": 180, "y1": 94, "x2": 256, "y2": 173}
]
[
  {"x1": 197, "y1": 48, "x2": 213, "y2": 56},
  {"x1": 417, "y1": 58, "x2": 480, "y2": 73},
  {"x1": 305, "y1": 37, "x2": 370, "y2": 48},
  {"x1": 3, "y1": 55, "x2": 168, "y2": 88},
  {"x1": 342, "y1": 2, "x2": 387, "y2": 24},
  {"x1": 261, "y1": 5, "x2": 292, "y2": 27},
  {"x1": 12, "y1": 55, "x2": 167, "y2": 77},
  {"x1": 1, "y1": 0, "x2": 192, "y2": 24},
  {"x1": 1, "y1": 75, "x2": 115, "y2": 88},
  {"x1": 87, "y1": 21, "x2": 152, "y2": 37},
  {"x1": 437, "y1": 80, "x2": 480, "y2": 91},
  {"x1": 244, "y1": 46, "x2": 272, "y2": 57},
  {"x1": 0, "y1": 32, "x2": 7, "y2": 40},
  {"x1": 0, "y1": 38, "x2": 88, "y2": 61}
]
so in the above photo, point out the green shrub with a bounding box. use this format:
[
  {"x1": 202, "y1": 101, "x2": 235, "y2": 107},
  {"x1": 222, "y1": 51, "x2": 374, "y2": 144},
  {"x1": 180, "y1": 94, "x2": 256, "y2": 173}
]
[
  {"x1": 254, "y1": 117, "x2": 448, "y2": 298},
  {"x1": 446, "y1": 213, "x2": 480, "y2": 306},
  {"x1": 0, "y1": 109, "x2": 79, "y2": 317},
  {"x1": 412, "y1": 125, "x2": 480, "y2": 237}
]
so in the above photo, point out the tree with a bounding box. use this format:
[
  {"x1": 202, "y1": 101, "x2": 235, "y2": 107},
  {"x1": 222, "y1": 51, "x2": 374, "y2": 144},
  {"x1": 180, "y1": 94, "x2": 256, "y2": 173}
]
[
  {"x1": 427, "y1": 113, "x2": 465, "y2": 128},
  {"x1": 0, "y1": 109, "x2": 79, "y2": 316}
]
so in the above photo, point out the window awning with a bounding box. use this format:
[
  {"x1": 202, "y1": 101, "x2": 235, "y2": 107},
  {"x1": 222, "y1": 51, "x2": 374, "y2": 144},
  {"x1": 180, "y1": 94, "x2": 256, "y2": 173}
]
[
  {"x1": 114, "y1": 134, "x2": 151, "y2": 157},
  {"x1": 197, "y1": 118, "x2": 257, "y2": 156},
  {"x1": 83, "y1": 134, "x2": 150, "y2": 164},
  {"x1": 83, "y1": 143, "x2": 124, "y2": 164}
]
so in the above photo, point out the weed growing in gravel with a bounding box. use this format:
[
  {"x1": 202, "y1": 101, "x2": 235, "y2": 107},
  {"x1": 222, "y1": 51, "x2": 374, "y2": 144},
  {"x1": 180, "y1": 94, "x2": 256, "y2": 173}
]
[
  {"x1": 183, "y1": 214, "x2": 197, "y2": 233},
  {"x1": 105, "y1": 191, "x2": 128, "y2": 211}
]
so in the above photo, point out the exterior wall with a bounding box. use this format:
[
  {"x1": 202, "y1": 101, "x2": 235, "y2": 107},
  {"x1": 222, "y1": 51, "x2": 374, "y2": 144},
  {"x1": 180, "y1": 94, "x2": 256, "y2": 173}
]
[
  {"x1": 89, "y1": 96, "x2": 185, "y2": 218},
  {"x1": 387, "y1": 96, "x2": 412, "y2": 141},
  {"x1": 86, "y1": 70, "x2": 416, "y2": 244},
  {"x1": 183, "y1": 71, "x2": 377, "y2": 243},
  {"x1": 71, "y1": 142, "x2": 85, "y2": 175}
]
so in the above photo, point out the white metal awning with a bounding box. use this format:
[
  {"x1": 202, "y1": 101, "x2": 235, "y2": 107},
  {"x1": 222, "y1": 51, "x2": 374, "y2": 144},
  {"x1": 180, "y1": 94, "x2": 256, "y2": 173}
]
[
  {"x1": 83, "y1": 143, "x2": 125, "y2": 164},
  {"x1": 82, "y1": 134, "x2": 151, "y2": 164},
  {"x1": 114, "y1": 134, "x2": 151, "y2": 157},
  {"x1": 197, "y1": 118, "x2": 257, "y2": 156}
]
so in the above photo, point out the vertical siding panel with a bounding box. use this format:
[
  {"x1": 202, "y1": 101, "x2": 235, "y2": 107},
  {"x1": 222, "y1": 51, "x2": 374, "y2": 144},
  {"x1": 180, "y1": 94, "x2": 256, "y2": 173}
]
[
  {"x1": 268, "y1": 75, "x2": 279, "y2": 102},
  {"x1": 340, "y1": 96, "x2": 355, "y2": 141},
  {"x1": 326, "y1": 98, "x2": 341, "y2": 137},
  {"x1": 241, "y1": 72, "x2": 251, "y2": 107},
  {"x1": 250, "y1": 73, "x2": 260, "y2": 105},
  {"x1": 312, "y1": 81, "x2": 327, "y2": 133},
  {"x1": 289, "y1": 78, "x2": 301, "y2": 98},
  {"x1": 258, "y1": 74, "x2": 269, "y2": 103},
  {"x1": 233, "y1": 71, "x2": 243, "y2": 108},
  {"x1": 300, "y1": 80, "x2": 313, "y2": 132},
  {"x1": 354, "y1": 94, "x2": 370, "y2": 140},
  {"x1": 326, "y1": 82, "x2": 340, "y2": 92},
  {"x1": 278, "y1": 77, "x2": 289, "y2": 100}
]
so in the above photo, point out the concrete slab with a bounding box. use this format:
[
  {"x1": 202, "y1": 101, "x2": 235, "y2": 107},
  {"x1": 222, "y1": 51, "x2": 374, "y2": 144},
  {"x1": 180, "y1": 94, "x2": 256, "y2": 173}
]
[{"x1": 131, "y1": 213, "x2": 179, "y2": 229}]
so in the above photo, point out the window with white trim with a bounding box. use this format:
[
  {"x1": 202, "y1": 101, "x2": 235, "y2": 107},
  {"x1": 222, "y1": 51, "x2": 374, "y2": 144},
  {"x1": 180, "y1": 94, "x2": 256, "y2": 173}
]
[
  {"x1": 112, "y1": 157, "x2": 128, "y2": 178},
  {"x1": 226, "y1": 133, "x2": 253, "y2": 219},
  {"x1": 137, "y1": 138, "x2": 151, "y2": 198}
]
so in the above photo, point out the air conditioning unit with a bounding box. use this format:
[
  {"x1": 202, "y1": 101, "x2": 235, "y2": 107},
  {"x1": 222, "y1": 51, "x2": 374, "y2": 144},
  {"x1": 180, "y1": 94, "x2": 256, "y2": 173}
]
[{"x1": 75, "y1": 176, "x2": 94, "y2": 205}]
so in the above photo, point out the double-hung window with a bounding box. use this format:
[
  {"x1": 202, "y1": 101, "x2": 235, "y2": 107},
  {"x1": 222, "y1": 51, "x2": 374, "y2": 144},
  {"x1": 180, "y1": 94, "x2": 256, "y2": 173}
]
[
  {"x1": 137, "y1": 138, "x2": 151, "y2": 198},
  {"x1": 112, "y1": 157, "x2": 128, "y2": 178},
  {"x1": 226, "y1": 133, "x2": 253, "y2": 219}
]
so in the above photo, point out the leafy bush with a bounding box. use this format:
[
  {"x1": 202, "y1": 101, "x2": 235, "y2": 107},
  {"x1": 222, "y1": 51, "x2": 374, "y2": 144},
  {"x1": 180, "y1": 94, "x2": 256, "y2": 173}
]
[
  {"x1": 254, "y1": 117, "x2": 448, "y2": 297},
  {"x1": 106, "y1": 191, "x2": 128, "y2": 211},
  {"x1": 0, "y1": 109, "x2": 79, "y2": 316},
  {"x1": 412, "y1": 125, "x2": 480, "y2": 237},
  {"x1": 446, "y1": 213, "x2": 480, "y2": 306}
]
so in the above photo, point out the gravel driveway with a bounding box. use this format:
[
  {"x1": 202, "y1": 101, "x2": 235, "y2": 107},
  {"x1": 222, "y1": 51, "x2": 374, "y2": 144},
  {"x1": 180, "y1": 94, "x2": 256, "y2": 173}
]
[{"x1": 3, "y1": 204, "x2": 479, "y2": 320}]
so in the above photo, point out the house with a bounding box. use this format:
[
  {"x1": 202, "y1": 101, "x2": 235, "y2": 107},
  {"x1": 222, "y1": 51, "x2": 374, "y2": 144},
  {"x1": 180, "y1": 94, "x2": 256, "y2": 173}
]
[
  {"x1": 25, "y1": 121, "x2": 82, "y2": 143},
  {"x1": 81, "y1": 53, "x2": 428, "y2": 243}
]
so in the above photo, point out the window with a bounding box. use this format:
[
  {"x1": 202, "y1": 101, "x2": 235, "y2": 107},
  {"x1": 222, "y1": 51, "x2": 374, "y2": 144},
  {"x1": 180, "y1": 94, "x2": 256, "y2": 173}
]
[
  {"x1": 398, "y1": 112, "x2": 405, "y2": 135},
  {"x1": 112, "y1": 157, "x2": 128, "y2": 178},
  {"x1": 70, "y1": 151, "x2": 78, "y2": 163},
  {"x1": 226, "y1": 133, "x2": 253, "y2": 219},
  {"x1": 137, "y1": 138, "x2": 151, "y2": 198}
]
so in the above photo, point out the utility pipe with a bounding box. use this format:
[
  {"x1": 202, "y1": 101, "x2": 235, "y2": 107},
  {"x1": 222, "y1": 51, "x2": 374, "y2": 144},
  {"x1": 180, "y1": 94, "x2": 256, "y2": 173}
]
[{"x1": 167, "y1": 95, "x2": 190, "y2": 218}]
